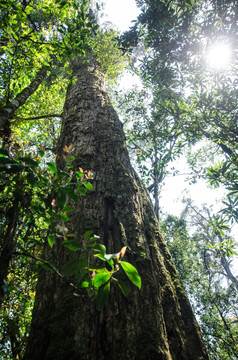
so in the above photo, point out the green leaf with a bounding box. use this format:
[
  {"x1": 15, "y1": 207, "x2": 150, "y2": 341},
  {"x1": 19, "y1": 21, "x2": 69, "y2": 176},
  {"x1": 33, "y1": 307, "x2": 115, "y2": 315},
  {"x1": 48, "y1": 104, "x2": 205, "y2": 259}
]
[
  {"x1": 47, "y1": 162, "x2": 58, "y2": 174},
  {"x1": 37, "y1": 261, "x2": 54, "y2": 272},
  {"x1": 60, "y1": 213, "x2": 69, "y2": 222},
  {"x1": 77, "y1": 184, "x2": 87, "y2": 196},
  {"x1": 63, "y1": 205, "x2": 73, "y2": 212},
  {"x1": 94, "y1": 253, "x2": 107, "y2": 261},
  {"x1": 84, "y1": 230, "x2": 94, "y2": 239},
  {"x1": 96, "y1": 282, "x2": 110, "y2": 310},
  {"x1": 94, "y1": 271, "x2": 111, "y2": 288},
  {"x1": 120, "y1": 261, "x2": 141, "y2": 289},
  {"x1": 65, "y1": 186, "x2": 78, "y2": 203},
  {"x1": 47, "y1": 235, "x2": 55, "y2": 248},
  {"x1": 91, "y1": 243, "x2": 106, "y2": 255},
  {"x1": 117, "y1": 280, "x2": 131, "y2": 297},
  {"x1": 44, "y1": 219, "x2": 51, "y2": 226},
  {"x1": 75, "y1": 171, "x2": 83, "y2": 180},
  {"x1": 84, "y1": 181, "x2": 93, "y2": 191},
  {"x1": 80, "y1": 281, "x2": 89, "y2": 288},
  {"x1": 56, "y1": 189, "x2": 66, "y2": 209},
  {"x1": 228, "y1": 249, "x2": 238, "y2": 256},
  {"x1": 94, "y1": 253, "x2": 113, "y2": 269},
  {"x1": 62, "y1": 240, "x2": 82, "y2": 251}
]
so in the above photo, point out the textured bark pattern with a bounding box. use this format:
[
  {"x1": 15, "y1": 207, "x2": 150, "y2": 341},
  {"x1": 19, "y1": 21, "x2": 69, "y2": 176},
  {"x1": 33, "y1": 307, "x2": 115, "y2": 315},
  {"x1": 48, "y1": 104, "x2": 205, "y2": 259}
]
[{"x1": 24, "y1": 56, "x2": 209, "y2": 360}]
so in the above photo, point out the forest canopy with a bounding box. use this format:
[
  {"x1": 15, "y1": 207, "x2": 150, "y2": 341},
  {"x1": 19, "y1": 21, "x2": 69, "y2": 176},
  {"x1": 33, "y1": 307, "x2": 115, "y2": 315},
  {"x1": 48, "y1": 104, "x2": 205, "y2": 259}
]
[{"x1": 0, "y1": 0, "x2": 237, "y2": 359}]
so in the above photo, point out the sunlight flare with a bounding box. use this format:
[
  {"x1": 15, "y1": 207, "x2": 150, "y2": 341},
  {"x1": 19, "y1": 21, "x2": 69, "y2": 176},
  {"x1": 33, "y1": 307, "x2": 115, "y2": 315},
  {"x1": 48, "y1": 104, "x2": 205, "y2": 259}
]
[{"x1": 206, "y1": 43, "x2": 232, "y2": 69}]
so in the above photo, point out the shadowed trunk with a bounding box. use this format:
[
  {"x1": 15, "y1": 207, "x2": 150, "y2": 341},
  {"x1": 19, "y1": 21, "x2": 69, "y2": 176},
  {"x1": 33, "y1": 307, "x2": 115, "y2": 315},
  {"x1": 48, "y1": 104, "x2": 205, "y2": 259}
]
[
  {"x1": 0, "y1": 199, "x2": 20, "y2": 304},
  {"x1": 23, "y1": 55, "x2": 209, "y2": 360}
]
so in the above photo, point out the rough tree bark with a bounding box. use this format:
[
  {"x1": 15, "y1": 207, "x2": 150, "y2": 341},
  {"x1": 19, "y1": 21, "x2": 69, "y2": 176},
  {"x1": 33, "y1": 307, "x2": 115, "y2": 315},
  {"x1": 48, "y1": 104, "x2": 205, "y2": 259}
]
[{"x1": 23, "y1": 56, "x2": 209, "y2": 360}]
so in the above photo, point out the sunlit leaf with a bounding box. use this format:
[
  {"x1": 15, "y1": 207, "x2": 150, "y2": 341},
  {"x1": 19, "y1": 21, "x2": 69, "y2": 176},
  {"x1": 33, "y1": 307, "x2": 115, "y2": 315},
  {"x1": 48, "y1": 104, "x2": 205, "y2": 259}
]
[
  {"x1": 80, "y1": 281, "x2": 89, "y2": 288},
  {"x1": 84, "y1": 181, "x2": 93, "y2": 191},
  {"x1": 120, "y1": 261, "x2": 141, "y2": 289},
  {"x1": 94, "y1": 271, "x2": 111, "y2": 288},
  {"x1": 47, "y1": 235, "x2": 55, "y2": 248}
]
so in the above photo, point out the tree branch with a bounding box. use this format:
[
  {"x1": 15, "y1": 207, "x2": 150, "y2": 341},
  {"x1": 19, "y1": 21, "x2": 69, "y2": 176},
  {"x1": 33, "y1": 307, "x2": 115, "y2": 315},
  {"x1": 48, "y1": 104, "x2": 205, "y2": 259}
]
[
  {"x1": 201, "y1": 129, "x2": 233, "y2": 157},
  {"x1": 15, "y1": 114, "x2": 62, "y2": 122},
  {"x1": 0, "y1": 65, "x2": 49, "y2": 130}
]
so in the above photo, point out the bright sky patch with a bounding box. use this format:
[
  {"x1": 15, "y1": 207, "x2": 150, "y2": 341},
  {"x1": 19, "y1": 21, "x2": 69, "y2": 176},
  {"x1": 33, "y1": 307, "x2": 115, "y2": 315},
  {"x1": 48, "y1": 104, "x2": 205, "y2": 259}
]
[{"x1": 206, "y1": 43, "x2": 232, "y2": 70}]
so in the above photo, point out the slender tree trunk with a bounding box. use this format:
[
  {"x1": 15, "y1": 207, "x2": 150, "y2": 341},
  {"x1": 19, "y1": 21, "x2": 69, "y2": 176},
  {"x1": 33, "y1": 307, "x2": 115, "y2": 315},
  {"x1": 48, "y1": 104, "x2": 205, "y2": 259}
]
[
  {"x1": 201, "y1": 129, "x2": 233, "y2": 157},
  {"x1": 153, "y1": 151, "x2": 160, "y2": 219},
  {"x1": 23, "y1": 56, "x2": 209, "y2": 360},
  {"x1": 0, "y1": 65, "x2": 48, "y2": 130},
  {"x1": 216, "y1": 233, "x2": 238, "y2": 291}
]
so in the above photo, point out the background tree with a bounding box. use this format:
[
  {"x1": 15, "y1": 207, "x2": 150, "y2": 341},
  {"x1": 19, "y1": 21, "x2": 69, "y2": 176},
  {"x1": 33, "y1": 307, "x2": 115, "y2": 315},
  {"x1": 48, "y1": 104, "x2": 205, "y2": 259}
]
[
  {"x1": 120, "y1": 0, "x2": 238, "y2": 223},
  {"x1": 161, "y1": 206, "x2": 238, "y2": 359}
]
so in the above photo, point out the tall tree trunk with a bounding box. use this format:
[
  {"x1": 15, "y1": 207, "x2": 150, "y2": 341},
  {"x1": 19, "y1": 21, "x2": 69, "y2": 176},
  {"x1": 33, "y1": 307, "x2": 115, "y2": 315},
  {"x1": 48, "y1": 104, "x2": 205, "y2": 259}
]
[{"x1": 23, "y1": 56, "x2": 209, "y2": 360}]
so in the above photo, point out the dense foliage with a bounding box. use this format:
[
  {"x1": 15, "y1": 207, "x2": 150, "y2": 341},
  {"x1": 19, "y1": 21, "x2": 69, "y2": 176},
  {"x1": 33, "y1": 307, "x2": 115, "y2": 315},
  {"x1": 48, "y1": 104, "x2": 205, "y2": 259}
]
[
  {"x1": 161, "y1": 209, "x2": 238, "y2": 359},
  {"x1": 120, "y1": 0, "x2": 238, "y2": 221}
]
